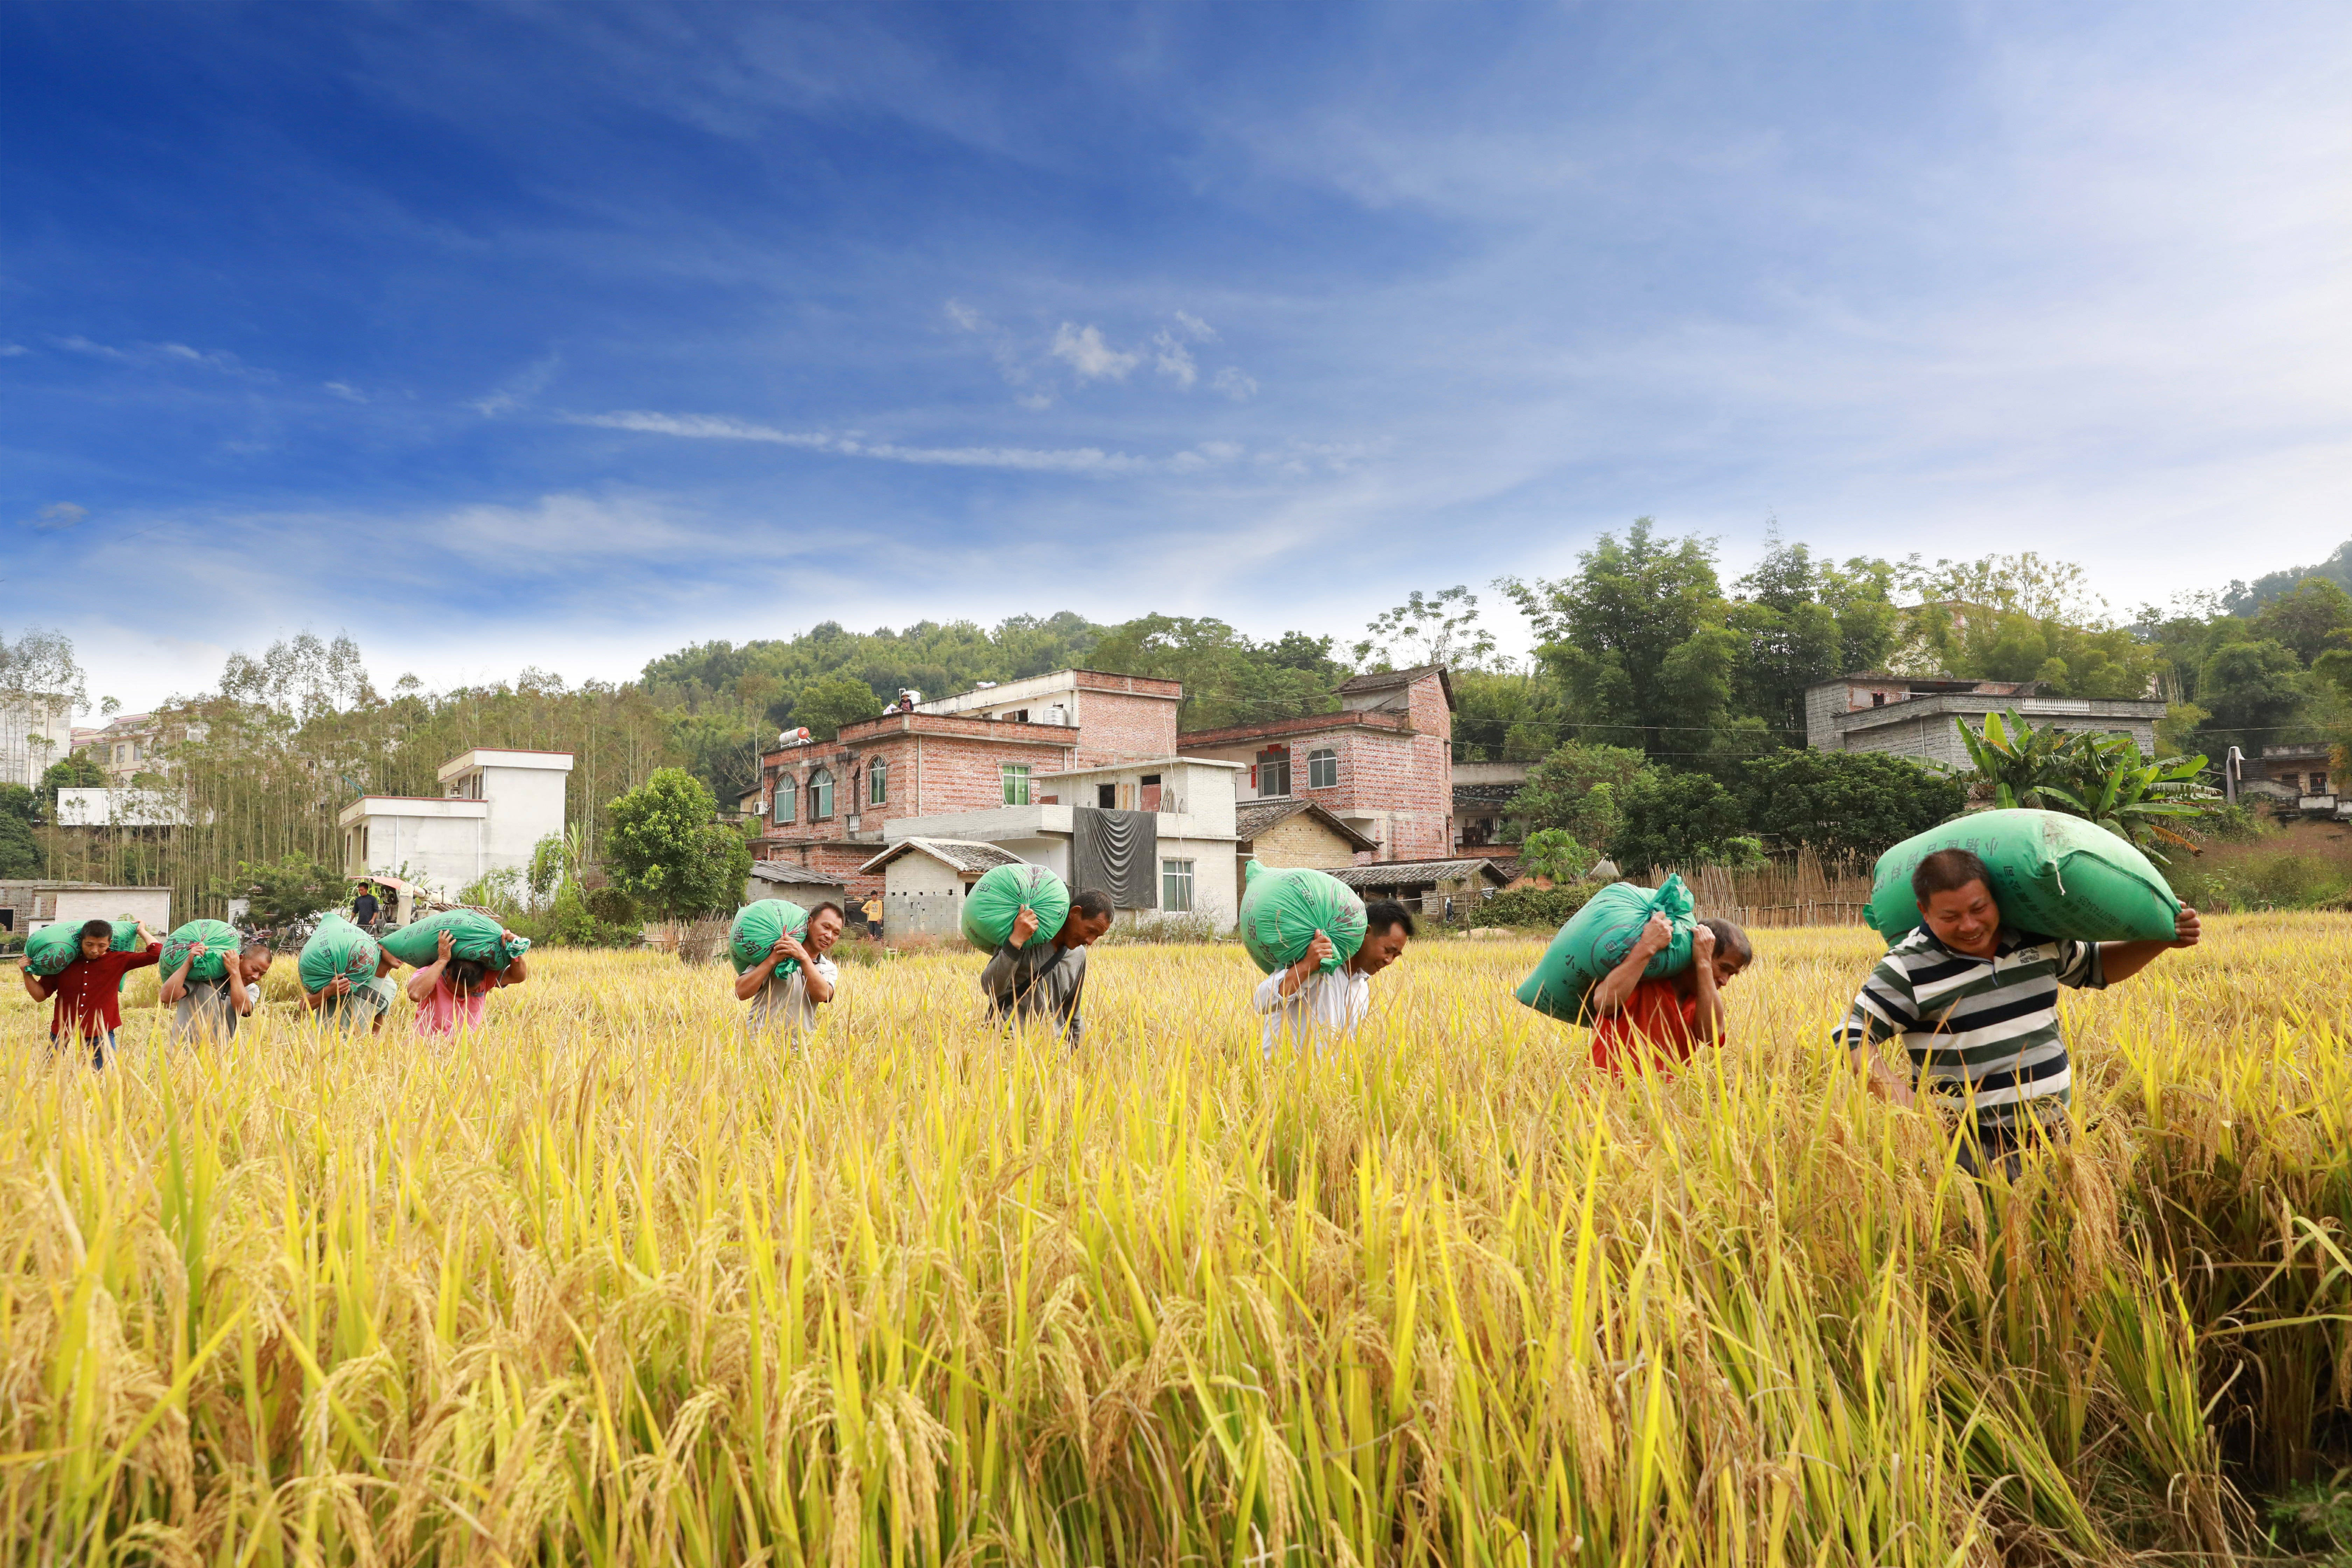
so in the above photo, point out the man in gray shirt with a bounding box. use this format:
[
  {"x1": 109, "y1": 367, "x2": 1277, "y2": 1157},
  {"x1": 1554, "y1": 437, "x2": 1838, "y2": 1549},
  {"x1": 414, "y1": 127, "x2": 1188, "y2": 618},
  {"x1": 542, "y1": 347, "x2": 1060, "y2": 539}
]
[
  {"x1": 981, "y1": 888, "x2": 1113, "y2": 1045},
  {"x1": 159, "y1": 937, "x2": 275, "y2": 1043}
]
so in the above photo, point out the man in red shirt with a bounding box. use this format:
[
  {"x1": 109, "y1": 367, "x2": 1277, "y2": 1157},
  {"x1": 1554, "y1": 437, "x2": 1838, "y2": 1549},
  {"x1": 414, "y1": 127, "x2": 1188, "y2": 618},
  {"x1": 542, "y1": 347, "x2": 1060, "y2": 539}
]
[
  {"x1": 20, "y1": 918, "x2": 163, "y2": 1068},
  {"x1": 1588, "y1": 913, "x2": 1752, "y2": 1078}
]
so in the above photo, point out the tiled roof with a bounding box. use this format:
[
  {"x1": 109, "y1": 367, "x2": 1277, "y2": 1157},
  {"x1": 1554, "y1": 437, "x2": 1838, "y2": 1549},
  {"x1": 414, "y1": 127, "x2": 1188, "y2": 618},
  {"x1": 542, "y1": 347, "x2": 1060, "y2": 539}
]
[
  {"x1": 1327, "y1": 857, "x2": 1509, "y2": 890},
  {"x1": 858, "y1": 837, "x2": 1029, "y2": 877},
  {"x1": 749, "y1": 860, "x2": 847, "y2": 888},
  {"x1": 1233, "y1": 798, "x2": 1381, "y2": 851},
  {"x1": 1453, "y1": 783, "x2": 1521, "y2": 809}
]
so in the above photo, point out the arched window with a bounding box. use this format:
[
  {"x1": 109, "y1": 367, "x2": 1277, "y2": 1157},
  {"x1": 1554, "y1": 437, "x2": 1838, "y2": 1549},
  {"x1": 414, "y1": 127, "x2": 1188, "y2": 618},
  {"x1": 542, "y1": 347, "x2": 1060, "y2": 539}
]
[
  {"x1": 1307, "y1": 747, "x2": 1338, "y2": 789},
  {"x1": 809, "y1": 767, "x2": 835, "y2": 820},
  {"x1": 869, "y1": 759, "x2": 889, "y2": 805},
  {"x1": 774, "y1": 776, "x2": 796, "y2": 824}
]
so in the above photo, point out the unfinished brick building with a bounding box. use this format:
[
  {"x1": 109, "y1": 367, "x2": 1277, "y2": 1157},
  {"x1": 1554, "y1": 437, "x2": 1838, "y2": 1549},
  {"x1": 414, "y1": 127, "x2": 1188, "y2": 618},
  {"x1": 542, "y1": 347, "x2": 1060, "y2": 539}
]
[
  {"x1": 750, "y1": 669, "x2": 1183, "y2": 899},
  {"x1": 1177, "y1": 665, "x2": 1455, "y2": 863}
]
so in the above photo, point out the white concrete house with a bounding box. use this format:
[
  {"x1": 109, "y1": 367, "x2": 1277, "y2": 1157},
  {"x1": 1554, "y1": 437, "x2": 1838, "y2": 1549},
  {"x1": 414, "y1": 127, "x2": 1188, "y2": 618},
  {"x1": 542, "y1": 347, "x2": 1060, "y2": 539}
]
[
  {"x1": 8, "y1": 881, "x2": 173, "y2": 937},
  {"x1": 860, "y1": 838, "x2": 1027, "y2": 940},
  {"x1": 876, "y1": 756, "x2": 1243, "y2": 930},
  {"x1": 338, "y1": 749, "x2": 573, "y2": 908}
]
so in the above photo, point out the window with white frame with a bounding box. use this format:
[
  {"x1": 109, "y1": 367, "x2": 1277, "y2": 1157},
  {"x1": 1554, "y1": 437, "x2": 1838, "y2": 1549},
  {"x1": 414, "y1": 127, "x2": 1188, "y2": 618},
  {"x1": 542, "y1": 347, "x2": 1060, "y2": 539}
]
[
  {"x1": 870, "y1": 759, "x2": 889, "y2": 805},
  {"x1": 1307, "y1": 747, "x2": 1337, "y2": 789},
  {"x1": 1002, "y1": 764, "x2": 1030, "y2": 806},
  {"x1": 809, "y1": 767, "x2": 834, "y2": 819},
  {"x1": 1255, "y1": 747, "x2": 1290, "y2": 798},
  {"x1": 774, "y1": 776, "x2": 796, "y2": 824},
  {"x1": 1161, "y1": 858, "x2": 1195, "y2": 913}
]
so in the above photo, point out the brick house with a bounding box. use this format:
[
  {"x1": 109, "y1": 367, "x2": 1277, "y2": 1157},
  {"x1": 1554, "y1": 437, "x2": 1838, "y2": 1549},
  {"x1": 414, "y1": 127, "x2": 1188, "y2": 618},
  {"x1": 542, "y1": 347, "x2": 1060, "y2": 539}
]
[
  {"x1": 750, "y1": 670, "x2": 1184, "y2": 900},
  {"x1": 1178, "y1": 665, "x2": 1455, "y2": 864},
  {"x1": 1805, "y1": 674, "x2": 2164, "y2": 768},
  {"x1": 1232, "y1": 799, "x2": 1378, "y2": 911}
]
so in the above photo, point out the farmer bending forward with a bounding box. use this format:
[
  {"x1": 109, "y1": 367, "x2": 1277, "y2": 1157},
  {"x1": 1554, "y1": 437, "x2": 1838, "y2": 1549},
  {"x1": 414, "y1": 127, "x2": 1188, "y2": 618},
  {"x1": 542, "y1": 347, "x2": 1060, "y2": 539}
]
[
  {"x1": 20, "y1": 919, "x2": 161, "y2": 1068},
  {"x1": 407, "y1": 928, "x2": 529, "y2": 1037},
  {"x1": 1587, "y1": 915, "x2": 1751, "y2": 1078},
  {"x1": 1837, "y1": 846, "x2": 2199, "y2": 1178},
  {"x1": 159, "y1": 938, "x2": 275, "y2": 1044},
  {"x1": 736, "y1": 900, "x2": 846, "y2": 1036},
  {"x1": 1254, "y1": 899, "x2": 1414, "y2": 1058},
  {"x1": 982, "y1": 889, "x2": 1113, "y2": 1046}
]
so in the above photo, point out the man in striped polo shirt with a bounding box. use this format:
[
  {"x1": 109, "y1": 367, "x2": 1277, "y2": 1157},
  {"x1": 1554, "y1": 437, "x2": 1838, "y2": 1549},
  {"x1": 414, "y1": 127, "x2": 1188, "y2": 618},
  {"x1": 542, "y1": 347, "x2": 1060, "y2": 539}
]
[{"x1": 1839, "y1": 846, "x2": 2200, "y2": 1176}]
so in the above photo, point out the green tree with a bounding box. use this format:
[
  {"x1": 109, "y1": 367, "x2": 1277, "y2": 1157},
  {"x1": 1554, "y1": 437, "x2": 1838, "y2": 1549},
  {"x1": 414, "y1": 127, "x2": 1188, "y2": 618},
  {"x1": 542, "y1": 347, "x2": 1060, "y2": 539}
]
[
  {"x1": 1451, "y1": 668, "x2": 1562, "y2": 763},
  {"x1": 793, "y1": 674, "x2": 883, "y2": 741},
  {"x1": 604, "y1": 768, "x2": 751, "y2": 920},
  {"x1": 2197, "y1": 636, "x2": 2309, "y2": 756},
  {"x1": 1505, "y1": 741, "x2": 1651, "y2": 849},
  {"x1": 0, "y1": 784, "x2": 41, "y2": 878},
  {"x1": 213, "y1": 852, "x2": 345, "y2": 926},
  {"x1": 1607, "y1": 771, "x2": 1762, "y2": 873},
  {"x1": 2251, "y1": 577, "x2": 2352, "y2": 665},
  {"x1": 1500, "y1": 519, "x2": 1736, "y2": 755},
  {"x1": 1517, "y1": 828, "x2": 1594, "y2": 882},
  {"x1": 37, "y1": 750, "x2": 104, "y2": 812},
  {"x1": 668, "y1": 709, "x2": 764, "y2": 802},
  {"x1": 1352, "y1": 586, "x2": 1495, "y2": 671},
  {"x1": 1734, "y1": 750, "x2": 1968, "y2": 863},
  {"x1": 1087, "y1": 615, "x2": 1345, "y2": 732},
  {"x1": 1727, "y1": 542, "x2": 1904, "y2": 736}
]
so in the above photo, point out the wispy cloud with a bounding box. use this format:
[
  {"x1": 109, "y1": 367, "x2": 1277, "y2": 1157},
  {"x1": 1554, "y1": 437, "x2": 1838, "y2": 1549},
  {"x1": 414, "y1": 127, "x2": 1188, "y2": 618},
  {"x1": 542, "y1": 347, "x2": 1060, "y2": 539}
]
[
  {"x1": 470, "y1": 353, "x2": 561, "y2": 416},
  {"x1": 1152, "y1": 329, "x2": 1197, "y2": 388},
  {"x1": 52, "y1": 334, "x2": 269, "y2": 378},
  {"x1": 29, "y1": 503, "x2": 87, "y2": 531},
  {"x1": 1048, "y1": 322, "x2": 1139, "y2": 382},
  {"x1": 323, "y1": 380, "x2": 366, "y2": 402},
  {"x1": 1212, "y1": 366, "x2": 1259, "y2": 402},
  {"x1": 0, "y1": 343, "x2": 26, "y2": 358},
  {"x1": 571, "y1": 409, "x2": 1247, "y2": 475}
]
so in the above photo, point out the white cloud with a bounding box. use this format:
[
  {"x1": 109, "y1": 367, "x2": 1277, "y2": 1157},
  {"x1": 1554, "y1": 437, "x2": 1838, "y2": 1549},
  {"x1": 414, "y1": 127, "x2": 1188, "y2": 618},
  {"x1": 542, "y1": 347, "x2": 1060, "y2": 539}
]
[
  {"x1": 470, "y1": 353, "x2": 561, "y2": 416},
  {"x1": 1049, "y1": 322, "x2": 1140, "y2": 382},
  {"x1": 943, "y1": 299, "x2": 983, "y2": 332},
  {"x1": 1213, "y1": 366, "x2": 1259, "y2": 401},
  {"x1": 31, "y1": 502, "x2": 87, "y2": 531},
  {"x1": 324, "y1": 381, "x2": 367, "y2": 402},
  {"x1": 1171, "y1": 310, "x2": 1217, "y2": 342},
  {"x1": 55, "y1": 335, "x2": 132, "y2": 362},
  {"x1": 1152, "y1": 330, "x2": 1197, "y2": 388},
  {"x1": 571, "y1": 408, "x2": 1247, "y2": 475},
  {"x1": 0, "y1": 343, "x2": 26, "y2": 357}
]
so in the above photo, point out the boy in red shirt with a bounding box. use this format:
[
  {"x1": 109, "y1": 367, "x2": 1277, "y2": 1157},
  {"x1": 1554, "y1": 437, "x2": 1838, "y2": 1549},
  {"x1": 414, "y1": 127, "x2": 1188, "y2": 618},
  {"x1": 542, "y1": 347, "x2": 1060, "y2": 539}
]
[
  {"x1": 1588, "y1": 913, "x2": 1752, "y2": 1078},
  {"x1": 20, "y1": 918, "x2": 163, "y2": 1068}
]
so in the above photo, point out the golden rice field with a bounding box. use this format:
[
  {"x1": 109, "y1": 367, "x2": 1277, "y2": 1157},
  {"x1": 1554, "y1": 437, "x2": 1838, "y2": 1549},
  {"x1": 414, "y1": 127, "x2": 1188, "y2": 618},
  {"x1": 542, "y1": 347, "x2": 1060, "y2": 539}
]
[{"x1": 6, "y1": 916, "x2": 2352, "y2": 1566}]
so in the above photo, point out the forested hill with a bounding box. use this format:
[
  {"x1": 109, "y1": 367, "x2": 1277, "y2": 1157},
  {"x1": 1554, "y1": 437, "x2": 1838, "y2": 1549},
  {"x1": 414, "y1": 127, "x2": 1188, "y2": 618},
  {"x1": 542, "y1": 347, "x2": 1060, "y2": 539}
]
[
  {"x1": 639, "y1": 613, "x2": 1358, "y2": 800},
  {"x1": 2225, "y1": 541, "x2": 2352, "y2": 616}
]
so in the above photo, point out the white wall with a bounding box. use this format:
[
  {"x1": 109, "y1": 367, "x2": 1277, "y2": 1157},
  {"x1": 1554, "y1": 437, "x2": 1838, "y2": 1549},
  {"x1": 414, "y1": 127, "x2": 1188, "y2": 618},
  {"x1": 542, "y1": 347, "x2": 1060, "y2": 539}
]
[
  {"x1": 477, "y1": 764, "x2": 569, "y2": 868},
  {"x1": 341, "y1": 799, "x2": 491, "y2": 899},
  {"x1": 881, "y1": 853, "x2": 967, "y2": 939},
  {"x1": 54, "y1": 786, "x2": 193, "y2": 827},
  {"x1": 36, "y1": 886, "x2": 173, "y2": 935},
  {"x1": 1147, "y1": 833, "x2": 1238, "y2": 929}
]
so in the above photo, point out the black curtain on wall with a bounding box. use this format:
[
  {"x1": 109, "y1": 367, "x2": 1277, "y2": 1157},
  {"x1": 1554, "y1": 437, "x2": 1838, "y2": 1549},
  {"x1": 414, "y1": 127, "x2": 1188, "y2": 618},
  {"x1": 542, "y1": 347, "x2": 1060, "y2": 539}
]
[{"x1": 1071, "y1": 806, "x2": 1158, "y2": 909}]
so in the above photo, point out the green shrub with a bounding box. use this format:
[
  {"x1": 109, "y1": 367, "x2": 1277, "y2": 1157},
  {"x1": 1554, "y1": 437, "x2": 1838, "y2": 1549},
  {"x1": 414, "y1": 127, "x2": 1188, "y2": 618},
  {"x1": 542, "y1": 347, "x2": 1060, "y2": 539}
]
[
  {"x1": 1475, "y1": 881, "x2": 1603, "y2": 930},
  {"x1": 585, "y1": 886, "x2": 641, "y2": 928}
]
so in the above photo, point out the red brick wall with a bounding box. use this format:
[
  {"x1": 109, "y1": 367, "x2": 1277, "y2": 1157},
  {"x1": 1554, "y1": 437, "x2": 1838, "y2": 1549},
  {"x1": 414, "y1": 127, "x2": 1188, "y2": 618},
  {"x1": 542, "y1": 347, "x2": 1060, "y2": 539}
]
[{"x1": 1069, "y1": 688, "x2": 1179, "y2": 765}]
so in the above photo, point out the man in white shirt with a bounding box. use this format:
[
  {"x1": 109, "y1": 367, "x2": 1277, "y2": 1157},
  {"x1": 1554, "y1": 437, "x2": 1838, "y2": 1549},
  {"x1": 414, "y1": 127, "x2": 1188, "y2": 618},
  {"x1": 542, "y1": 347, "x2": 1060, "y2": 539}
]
[
  {"x1": 736, "y1": 901, "x2": 847, "y2": 1036},
  {"x1": 1254, "y1": 898, "x2": 1414, "y2": 1057}
]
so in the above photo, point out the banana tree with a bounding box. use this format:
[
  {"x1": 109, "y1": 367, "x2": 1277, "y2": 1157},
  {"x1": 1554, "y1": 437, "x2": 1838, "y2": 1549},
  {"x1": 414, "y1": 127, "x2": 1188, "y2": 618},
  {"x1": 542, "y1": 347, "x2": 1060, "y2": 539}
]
[
  {"x1": 2035, "y1": 730, "x2": 2220, "y2": 862},
  {"x1": 1954, "y1": 708, "x2": 2079, "y2": 810},
  {"x1": 1956, "y1": 711, "x2": 2223, "y2": 861}
]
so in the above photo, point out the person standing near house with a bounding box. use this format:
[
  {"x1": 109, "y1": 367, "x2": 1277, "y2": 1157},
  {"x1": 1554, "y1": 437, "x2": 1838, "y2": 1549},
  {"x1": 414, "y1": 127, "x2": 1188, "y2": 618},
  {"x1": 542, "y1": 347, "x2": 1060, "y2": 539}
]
[
  {"x1": 861, "y1": 891, "x2": 884, "y2": 941},
  {"x1": 1255, "y1": 899, "x2": 1414, "y2": 1057},
  {"x1": 1837, "y1": 847, "x2": 2201, "y2": 1178},
  {"x1": 1586, "y1": 915, "x2": 1751, "y2": 1079},
  {"x1": 736, "y1": 901, "x2": 846, "y2": 1036},
  {"x1": 158, "y1": 938, "x2": 276, "y2": 1043},
  {"x1": 407, "y1": 928, "x2": 530, "y2": 1038},
  {"x1": 351, "y1": 884, "x2": 381, "y2": 934},
  {"x1": 19, "y1": 918, "x2": 162, "y2": 1068},
  {"x1": 306, "y1": 952, "x2": 402, "y2": 1034},
  {"x1": 982, "y1": 889, "x2": 1113, "y2": 1046}
]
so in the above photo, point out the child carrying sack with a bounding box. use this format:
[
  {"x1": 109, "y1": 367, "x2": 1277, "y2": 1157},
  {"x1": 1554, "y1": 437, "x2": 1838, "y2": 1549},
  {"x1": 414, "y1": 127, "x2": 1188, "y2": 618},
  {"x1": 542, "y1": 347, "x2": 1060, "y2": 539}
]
[
  {"x1": 1867, "y1": 807, "x2": 2182, "y2": 944},
  {"x1": 728, "y1": 898, "x2": 810, "y2": 975},
  {"x1": 379, "y1": 909, "x2": 532, "y2": 970},
  {"x1": 1513, "y1": 874, "x2": 1696, "y2": 1023},
  {"x1": 961, "y1": 863, "x2": 1071, "y2": 952},
  {"x1": 25, "y1": 918, "x2": 141, "y2": 977},
  {"x1": 162, "y1": 919, "x2": 243, "y2": 984},
  {"x1": 299, "y1": 913, "x2": 381, "y2": 995},
  {"x1": 1237, "y1": 861, "x2": 1367, "y2": 976}
]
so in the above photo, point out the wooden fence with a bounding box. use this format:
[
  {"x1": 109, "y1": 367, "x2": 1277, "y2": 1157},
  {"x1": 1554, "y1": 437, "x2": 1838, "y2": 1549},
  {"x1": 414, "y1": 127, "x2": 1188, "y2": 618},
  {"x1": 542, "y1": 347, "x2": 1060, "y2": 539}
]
[{"x1": 1637, "y1": 851, "x2": 1876, "y2": 929}]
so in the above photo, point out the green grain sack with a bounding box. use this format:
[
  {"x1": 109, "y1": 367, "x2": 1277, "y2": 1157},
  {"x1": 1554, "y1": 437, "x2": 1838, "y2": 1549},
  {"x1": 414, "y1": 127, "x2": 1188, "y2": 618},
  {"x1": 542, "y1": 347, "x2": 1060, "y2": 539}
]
[
  {"x1": 162, "y1": 919, "x2": 243, "y2": 984},
  {"x1": 299, "y1": 913, "x2": 381, "y2": 995},
  {"x1": 728, "y1": 898, "x2": 810, "y2": 974},
  {"x1": 25, "y1": 918, "x2": 141, "y2": 977},
  {"x1": 379, "y1": 909, "x2": 531, "y2": 970},
  {"x1": 961, "y1": 863, "x2": 1070, "y2": 952},
  {"x1": 1513, "y1": 875, "x2": 1696, "y2": 1023},
  {"x1": 1867, "y1": 807, "x2": 2182, "y2": 944},
  {"x1": 1237, "y1": 860, "x2": 1366, "y2": 976}
]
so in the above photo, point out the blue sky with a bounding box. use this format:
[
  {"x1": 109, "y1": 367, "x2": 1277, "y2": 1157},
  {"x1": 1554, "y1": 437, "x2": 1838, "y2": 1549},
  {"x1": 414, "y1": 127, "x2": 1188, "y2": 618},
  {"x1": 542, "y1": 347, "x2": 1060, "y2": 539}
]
[{"x1": 4, "y1": 2, "x2": 2346, "y2": 710}]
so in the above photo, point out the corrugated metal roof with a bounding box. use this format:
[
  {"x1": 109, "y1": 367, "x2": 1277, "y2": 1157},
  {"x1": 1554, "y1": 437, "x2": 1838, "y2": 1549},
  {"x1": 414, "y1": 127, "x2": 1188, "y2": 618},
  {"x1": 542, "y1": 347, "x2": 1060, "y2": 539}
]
[
  {"x1": 1326, "y1": 857, "x2": 1508, "y2": 889},
  {"x1": 749, "y1": 860, "x2": 847, "y2": 888},
  {"x1": 858, "y1": 838, "x2": 1029, "y2": 876}
]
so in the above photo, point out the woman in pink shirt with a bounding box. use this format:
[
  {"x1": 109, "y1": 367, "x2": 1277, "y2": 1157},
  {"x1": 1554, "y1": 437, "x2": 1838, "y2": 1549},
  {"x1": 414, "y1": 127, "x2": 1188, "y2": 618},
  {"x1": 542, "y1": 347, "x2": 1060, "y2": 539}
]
[{"x1": 406, "y1": 928, "x2": 529, "y2": 1036}]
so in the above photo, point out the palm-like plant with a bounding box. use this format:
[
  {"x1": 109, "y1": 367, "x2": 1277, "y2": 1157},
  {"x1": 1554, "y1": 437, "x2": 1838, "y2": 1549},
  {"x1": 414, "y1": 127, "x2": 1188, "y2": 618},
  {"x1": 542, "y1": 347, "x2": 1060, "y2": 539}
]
[{"x1": 1955, "y1": 710, "x2": 2222, "y2": 862}]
